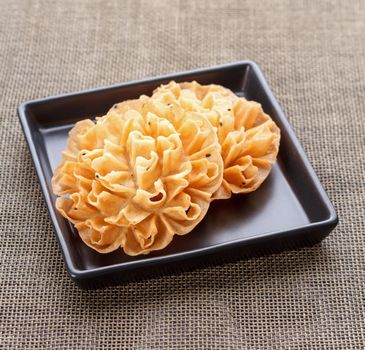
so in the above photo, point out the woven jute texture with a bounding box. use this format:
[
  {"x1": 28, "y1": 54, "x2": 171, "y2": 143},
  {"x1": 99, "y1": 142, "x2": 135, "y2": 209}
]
[{"x1": 0, "y1": 0, "x2": 364, "y2": 349}]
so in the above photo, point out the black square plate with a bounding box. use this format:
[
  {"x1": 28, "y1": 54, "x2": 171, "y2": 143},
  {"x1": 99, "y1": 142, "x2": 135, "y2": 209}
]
[{"x1": 18, "y1": 61, "x2": 337, "y2": 289}]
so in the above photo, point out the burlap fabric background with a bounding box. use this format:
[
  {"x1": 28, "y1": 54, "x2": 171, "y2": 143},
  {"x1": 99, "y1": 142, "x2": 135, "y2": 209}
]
[{"x1": 0, "y1": 0, "x2": 364, "y2": 349}]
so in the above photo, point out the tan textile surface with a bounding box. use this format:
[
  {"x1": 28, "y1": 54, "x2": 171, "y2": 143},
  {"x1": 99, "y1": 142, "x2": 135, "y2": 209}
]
[{"x1": 0, "y1": 0, "x2": 364, "y2": 349}]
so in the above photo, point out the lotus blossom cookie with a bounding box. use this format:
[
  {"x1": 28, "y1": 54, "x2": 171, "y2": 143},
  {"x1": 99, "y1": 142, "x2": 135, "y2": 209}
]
[
  {"x1": 152, "y1": 81, "x2": 280, "y2": 199},
  {"x1": 52, "y1": 100, "x2": 223, "y2": 255}
]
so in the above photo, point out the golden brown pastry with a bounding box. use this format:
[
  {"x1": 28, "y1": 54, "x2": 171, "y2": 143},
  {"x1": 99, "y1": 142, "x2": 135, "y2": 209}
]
[
  {"x1": 52, "y1": 80, "x2": 280, "y2": 256},
  {"x1": 52, "y1": 99, "x2": 223, "y2": 255},
  {"x1": 152, "y1": 81, "x2": 280, "y2": 199}
]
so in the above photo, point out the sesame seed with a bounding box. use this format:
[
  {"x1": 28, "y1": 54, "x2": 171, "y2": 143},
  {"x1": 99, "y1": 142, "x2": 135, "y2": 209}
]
[{"x1": 150, "y1": 192, "x2": 163, "y2": 202}]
